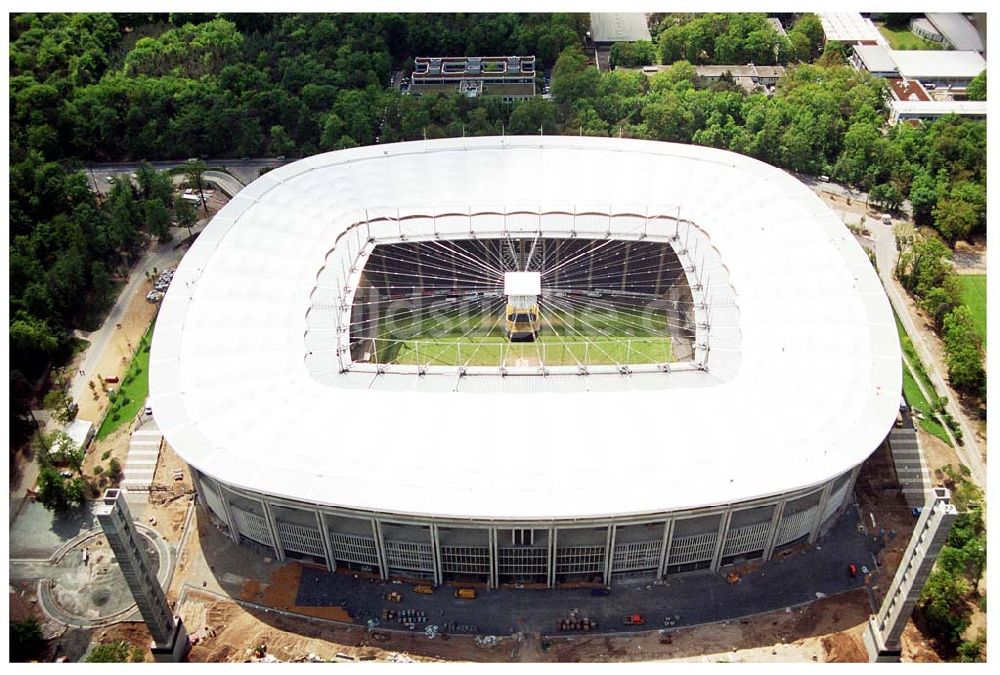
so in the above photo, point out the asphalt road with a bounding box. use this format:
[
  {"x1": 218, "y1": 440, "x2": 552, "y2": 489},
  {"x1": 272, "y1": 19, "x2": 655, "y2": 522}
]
[{"x1": 85, "y1": 158, "x2": 288, "y2": 194}]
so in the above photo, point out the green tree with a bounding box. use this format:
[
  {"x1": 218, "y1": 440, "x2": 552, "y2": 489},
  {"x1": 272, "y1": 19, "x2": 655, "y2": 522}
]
[
  {"x1": 508, "y1": 97, "x2": 557, "y2": 134},
  {"x1": 869, "y1": 182, "x2": 902, "y2": 211},
  {"x1": 134, "y1": 163, "x2": 174, "y2": 206},
  {"x1": 36, "y1": 466, "x2": 87, "y2": 514},
  {"x1": 933, "y1": 195, "x2": 978, "y2": 244},
  {"x1": 10, "y1": 617, "x2": 46, "y2": 662},
  {"x1": 268, "y1": 124, "x2": 295, "y2": 156},
  {"x1": 908, "y1": 171, "x2": 940, "y2": 226},
  {"x1": 609, "y1": 41, "x2": 657, "y2": 68},
  {"x1": 551, "y1": 45, "x2": 599, "y2": 107},
  {"x1": 43, "y1": 382, "x2": 77, "y2": 424},
  {"x1": 183, "y1": 159, "x2": 209, "y2": 214},
  {"x1": 942, "y1": 306, "x2": 985, "y2": 396},
  {"x1": 787, "y1": 14, "x2": 824, "y2": 63},
  {"x1": 174, "y1": 196, "x2": 198, "y2": 238},
  {"x1": 966, "y1": 70, "x2": 985, "y2": 101},
  {"x1": 898, "y1": 235, "x2": 952, "y2": 298},
  {"x1": 86, "y1": 640, "x2": 145, "y2": 663},
  {"x1": 143, "y1": 198, "x2": 173, "y2": 243}
]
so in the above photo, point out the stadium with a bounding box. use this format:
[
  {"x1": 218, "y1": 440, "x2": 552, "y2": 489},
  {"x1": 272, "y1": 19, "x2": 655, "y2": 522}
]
[{"x1": 150, "y1": 136, "x2": 901, "y2": 588}]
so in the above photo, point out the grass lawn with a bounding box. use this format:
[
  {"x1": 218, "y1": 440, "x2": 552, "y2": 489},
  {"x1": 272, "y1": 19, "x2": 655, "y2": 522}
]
[
  {"x1": 385, "y1": 335, "x2": 672, "y2": 367},
  {"x1": 894, "y1": 314, "x2": 951, "y2": 446},
  {"x1": 958, "y1": 274, "x2": 986, "y2": 342},
  {"x1": 371, "y1": 302, "x2": 674, "y2": 367},
  {"x1": 876, "y1": 23, "x2": 943, "y2": 50},
  {"x1": 96, "y1": 321, "x2": 154, "y2": 440}
]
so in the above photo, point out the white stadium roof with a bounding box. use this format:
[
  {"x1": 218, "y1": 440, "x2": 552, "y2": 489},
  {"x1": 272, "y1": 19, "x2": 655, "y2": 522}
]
[{"x1": 151, "y1": 137, "x2": 901, "y2": 521}]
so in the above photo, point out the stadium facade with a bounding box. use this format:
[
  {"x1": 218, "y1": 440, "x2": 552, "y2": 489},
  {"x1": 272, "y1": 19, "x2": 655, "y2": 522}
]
[{"x1": 151, "y1": 137, "x2": 901, "y2": 587}]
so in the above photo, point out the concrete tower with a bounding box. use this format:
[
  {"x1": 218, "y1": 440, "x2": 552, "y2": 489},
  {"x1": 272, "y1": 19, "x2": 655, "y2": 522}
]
[
  {"x1": 864, "y1": 486, "x2": 959, "y2": 662},
  {"x1": 96, "y1": 488, "x2": 188, "y2": 662}
]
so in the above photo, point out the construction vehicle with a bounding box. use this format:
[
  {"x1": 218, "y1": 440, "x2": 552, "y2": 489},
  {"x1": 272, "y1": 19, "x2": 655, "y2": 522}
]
[
  {"x1": 505, "y1": 301, "x2": 540, "y2": 341},
  {"x1": 413, "y1": 584, "x2": 435, "y2": 595},
  {"x1": 623, "y1": 614, "x2": 645, "y2": 626},
  {"x1": 454, "y1": 588, "x2": 477, "y2": 600},
  {"x1": 384, "y1": 591, "x2": 402, "y2": 603}
]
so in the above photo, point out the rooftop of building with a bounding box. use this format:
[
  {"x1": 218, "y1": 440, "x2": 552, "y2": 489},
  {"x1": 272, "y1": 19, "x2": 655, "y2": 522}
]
[
  {"x1": 889, "y1": 49, "x2": 986, "y2": 80},
  {"x1": 590, "y1": 12, "x2": 652, "y2": 43},
  {"x1": 819, "y1": 13, "x2": 884, "y2": 43},
  {"x1": 853, "y1": 44, "x2": 899, "y2": 74},
  {"x1": 887, "y1": 78, "x2": 931, "y2": 102},
  {"x1": 891, "y1": 99, "x2": 988, "y2": 115},
  {"x1": 925, "y1": 13, "x2": 984, "y2": 52}
]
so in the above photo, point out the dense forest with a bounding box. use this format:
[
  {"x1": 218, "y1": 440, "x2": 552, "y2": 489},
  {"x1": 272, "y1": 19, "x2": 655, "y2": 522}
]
[{"x1": 8, "y1": 11, "x2": 987, "y2": 428}]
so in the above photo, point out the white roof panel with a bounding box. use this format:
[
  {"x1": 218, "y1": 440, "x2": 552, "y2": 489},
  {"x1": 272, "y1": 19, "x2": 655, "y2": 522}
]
[
  {"x1": 890, "y1": 49, "x2": 986, "y2": 80},
  {"x1": 819, "y1": 13, "x2": 883, "y2": 43}
]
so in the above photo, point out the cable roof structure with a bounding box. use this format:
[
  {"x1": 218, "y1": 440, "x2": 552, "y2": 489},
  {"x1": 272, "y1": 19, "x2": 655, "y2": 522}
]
[{"x1": 151, "y1": 137, "x2": 900, "y2": 521}]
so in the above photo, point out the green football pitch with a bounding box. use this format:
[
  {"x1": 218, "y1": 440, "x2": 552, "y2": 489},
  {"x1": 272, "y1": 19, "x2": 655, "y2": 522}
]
[{"x1": 368, "y1": 303, "x2": 675, "y2": 366}]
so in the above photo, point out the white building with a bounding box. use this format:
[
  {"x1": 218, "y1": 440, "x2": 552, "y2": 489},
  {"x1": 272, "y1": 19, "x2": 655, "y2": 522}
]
[{"x1": 890, "y1": 100, "x2": 987, "y2": 125}]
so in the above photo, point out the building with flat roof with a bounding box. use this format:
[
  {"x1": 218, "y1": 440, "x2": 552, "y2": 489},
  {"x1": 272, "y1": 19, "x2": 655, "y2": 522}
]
[
  {"x1": 590, "y1": 13, "x2": 651, "y2": 45},
  {"x1": 925, "y1": 13, "x2": 984, "y2": 53},
  {"x1": 890, "y1": 100, "x2": 987, "y2": 125},
  {"x1": 851, "y1": 46, "x2": 986, "y2": 91},
  {"x1": 887, "y1": 78, "x2": 930, "y2": 103},
  {"x1": 410, "y1": 56, "x2": 535, "y2": 101},
  {"x1": 819, "y1": 13, "x2": 885, "y2": 45},
  {"x1": 850, "y1": 45, "x2": 899, "y2": 78},
  {"x1": 638, "y1": 64, "x2": 785, "y2": 94},
  {"x1": 889, "y1": 49, "x2": 986, "y2": 89}
]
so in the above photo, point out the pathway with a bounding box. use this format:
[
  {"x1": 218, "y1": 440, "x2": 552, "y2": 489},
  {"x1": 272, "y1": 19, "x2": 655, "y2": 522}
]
[{"x1": 869, "y1": 218, "x2": 986, "y2": 487}]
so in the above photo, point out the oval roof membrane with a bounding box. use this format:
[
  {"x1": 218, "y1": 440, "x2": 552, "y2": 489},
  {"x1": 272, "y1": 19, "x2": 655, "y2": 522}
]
[{"x1": 151, "y1": 137, "x2": 901, "y2": 520}]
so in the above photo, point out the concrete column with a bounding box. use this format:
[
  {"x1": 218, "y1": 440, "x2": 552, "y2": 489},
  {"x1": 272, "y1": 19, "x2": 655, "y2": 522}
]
[
  {"x1": 489, "y1": 527, "x2": 498, "y2": 588},
  {"x1": 261, "y1": 500, "x2": 285, "y2": 562},
  {"x1": 430, "y1": 524, "x2": 443, "y2": 586},
  {"x1": 215, "y1": 481, "x2": 240, "y2": 545},
  {"x1": 710, "y1": 510, "x2": 732, "y2": 572},
  {"x1": 838, "y1": 465, "x2": 863, "y2": 519},
  {"x1": 809, "y1": 481, "x2": 834, "y2": 544},
  {"x1": 865, "y1": 488, "x2": 959, "y2": 661},
  {"x1": 657, "y1": 519, "x2": 673, "y2": 578},
  {"x1": 96, "y1": 489, "x2": 175, "y2": 644},
  {"x1": 604, "y1": 524, "x2": 616, "y2": 586},
  {"x1": 547, "y1": 527, "x2": 557, "y2": 588},
  {"x1": 762, "y1": 500, "x2": 786, "y2": 561},
  {"x1": 316, "y1": 511, "x2": 336, "y2": 573},
  {"x1": 371, "y1": 519, "x2": 388, "y2": 580}
]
